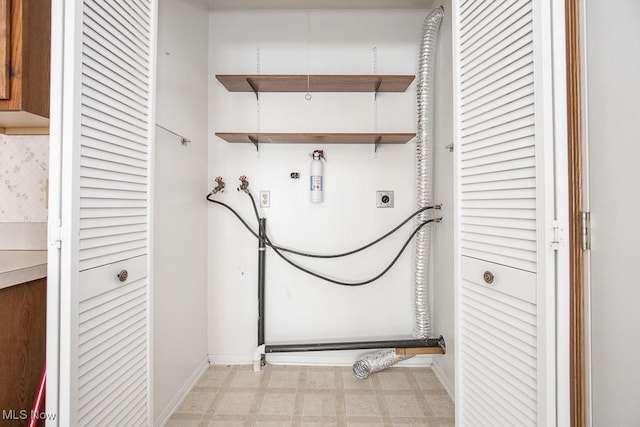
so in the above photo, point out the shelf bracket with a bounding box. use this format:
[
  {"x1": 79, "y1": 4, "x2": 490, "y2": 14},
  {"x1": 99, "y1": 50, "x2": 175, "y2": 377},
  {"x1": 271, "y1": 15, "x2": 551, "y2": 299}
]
[
  {"x1": 374, "y1": 79, "x2": 383, "y2": 100},
  {"x1": 246, "y1": 78, "x2": 259, "y2": 101},
  {"x1": 374, "y1": 136, "x2": 382, "y2": 153},
  {"x1": 248, "y1": 135, "x2": 259, "y2": 152}
]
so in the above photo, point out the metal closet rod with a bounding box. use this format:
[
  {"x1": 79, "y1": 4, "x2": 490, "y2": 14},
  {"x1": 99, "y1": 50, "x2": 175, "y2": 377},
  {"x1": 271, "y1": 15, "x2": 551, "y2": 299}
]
[{"x1": 156, "y1": 123, "x2": 191, "y2": 146}]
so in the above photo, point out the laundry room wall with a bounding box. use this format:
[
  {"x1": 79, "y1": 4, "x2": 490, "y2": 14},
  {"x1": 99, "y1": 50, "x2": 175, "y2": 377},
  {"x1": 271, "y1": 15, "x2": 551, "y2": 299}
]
[
  {"x1": 430, "y1": 0, "x2": 454, "y2": 397},
  {"x1": 207, "y1": 6, "x2": 453, "y2": 380},
  {"x1": 154, "y1": 0, "x2": 210, "y2": 422}
]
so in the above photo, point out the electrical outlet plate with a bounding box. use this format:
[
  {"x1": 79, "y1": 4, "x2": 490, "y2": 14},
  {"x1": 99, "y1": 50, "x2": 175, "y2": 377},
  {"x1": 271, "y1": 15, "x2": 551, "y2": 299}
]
[
  {"x1": 259, "y1": 191, "x2": 271, "y2": 208},
  {"x1": 377, "y1": 191, "x2": 394, "y2": 208}
]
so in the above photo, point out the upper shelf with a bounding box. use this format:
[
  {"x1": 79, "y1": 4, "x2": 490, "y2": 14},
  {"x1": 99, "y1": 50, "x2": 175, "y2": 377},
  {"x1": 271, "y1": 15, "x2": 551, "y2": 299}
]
[
  {"x1": 215, "y1": 74, "x2": 415, "y2": 93},
  {"x1": 215, "y1": 132, "x2": 415, "y2": 145}
]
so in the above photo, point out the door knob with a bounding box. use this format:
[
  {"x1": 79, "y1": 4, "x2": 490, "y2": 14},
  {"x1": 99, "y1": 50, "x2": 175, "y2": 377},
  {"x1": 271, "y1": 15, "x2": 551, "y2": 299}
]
[
  {"x1": 117, "y1": 270, "x2": 128, "y2": 283},
  {"x1": 483, "y1": 271, "x2": 494, "y2": 284}
]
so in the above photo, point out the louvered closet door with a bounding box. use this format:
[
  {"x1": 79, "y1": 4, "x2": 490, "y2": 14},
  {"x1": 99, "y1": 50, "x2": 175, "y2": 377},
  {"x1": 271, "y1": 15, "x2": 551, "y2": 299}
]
[
  {"x1": 454, "y1": 0, "x2": 554, "y2": 425},
  {"x1": 58, "y1": 0, "x2": 157, "y2": 425}
]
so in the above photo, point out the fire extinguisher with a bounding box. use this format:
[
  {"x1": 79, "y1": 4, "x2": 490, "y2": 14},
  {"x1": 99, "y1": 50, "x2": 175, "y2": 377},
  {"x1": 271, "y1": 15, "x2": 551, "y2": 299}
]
[{"x1": 310, "y1": 149, "x2": 325, "y2": 203}]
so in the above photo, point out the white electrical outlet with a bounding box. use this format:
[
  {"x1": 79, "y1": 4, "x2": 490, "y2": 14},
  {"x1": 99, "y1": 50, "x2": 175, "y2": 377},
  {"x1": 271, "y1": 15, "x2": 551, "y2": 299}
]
[{"x1": 260, "y1": 191, "x2": 271, "y2": 208}]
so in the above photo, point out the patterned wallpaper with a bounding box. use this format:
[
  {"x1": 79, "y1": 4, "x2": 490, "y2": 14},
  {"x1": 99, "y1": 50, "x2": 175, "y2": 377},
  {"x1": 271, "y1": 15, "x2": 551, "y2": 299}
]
[{"x1": 0, "y1": 135, "x2": 49, "y2": 222}]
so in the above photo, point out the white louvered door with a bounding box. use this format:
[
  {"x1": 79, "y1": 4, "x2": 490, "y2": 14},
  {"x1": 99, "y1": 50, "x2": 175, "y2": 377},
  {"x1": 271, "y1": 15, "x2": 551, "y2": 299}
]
[
  {"x1": 52, "y1": 0, "x2": 158, "y2": 425},
  {"x1": 453, "y1": 0, "x2": 557, "y2": 425}
]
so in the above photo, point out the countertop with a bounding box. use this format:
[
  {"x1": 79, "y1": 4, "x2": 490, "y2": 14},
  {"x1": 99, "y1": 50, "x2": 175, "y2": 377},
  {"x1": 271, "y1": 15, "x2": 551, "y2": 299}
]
[{"x1": 0, "y1": 250, "x2": 47, "y2": 290}]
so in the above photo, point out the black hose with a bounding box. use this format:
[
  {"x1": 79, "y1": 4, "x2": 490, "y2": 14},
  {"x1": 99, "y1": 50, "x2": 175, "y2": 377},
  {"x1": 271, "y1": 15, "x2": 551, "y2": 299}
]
[
  {"x1": 245, "y1": 191, "x2": 435, "y2": 259},
  {"x1": 245, "y1": 190, "x2": 262, "y2": 226},
  {"x1": 206, "y1": 193, "x2": 438, "y2": 286},
  {"x1": 206, "y1": 195, "x2": 260, "y2": 239},
  {"x1": 268, "y1": 219, "x2": 434, "y2": 286}
]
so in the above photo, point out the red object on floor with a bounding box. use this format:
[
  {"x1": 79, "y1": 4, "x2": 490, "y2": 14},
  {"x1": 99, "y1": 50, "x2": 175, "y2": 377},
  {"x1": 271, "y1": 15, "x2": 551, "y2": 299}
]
[{"x1": 28, "y1": 365, "x2": 46, "y2": 427}]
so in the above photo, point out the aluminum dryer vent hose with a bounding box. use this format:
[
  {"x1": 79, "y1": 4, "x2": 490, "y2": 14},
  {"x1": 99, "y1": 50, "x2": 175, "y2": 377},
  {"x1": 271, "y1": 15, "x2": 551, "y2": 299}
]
[{"x1": 353, "y1": 6, "x2": 444, "y2": 379}]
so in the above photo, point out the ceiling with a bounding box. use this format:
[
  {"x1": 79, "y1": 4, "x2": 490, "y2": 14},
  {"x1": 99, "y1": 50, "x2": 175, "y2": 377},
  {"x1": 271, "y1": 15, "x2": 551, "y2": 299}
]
[{"x1": 206, "y1": 0, "x2": 434, "y2": 10}]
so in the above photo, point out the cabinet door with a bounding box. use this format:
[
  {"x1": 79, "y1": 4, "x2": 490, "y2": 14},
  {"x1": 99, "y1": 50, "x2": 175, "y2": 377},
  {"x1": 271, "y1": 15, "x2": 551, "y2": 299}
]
[
  {"x1": 48, "y1": 1, "x2": 157, "y2": 425},
  {"x1": 0, "y1": 0, "x2": 9, "y2": 100},
  {"x1": 453, "y1": 0, "x2": 557, "y2": 425}
]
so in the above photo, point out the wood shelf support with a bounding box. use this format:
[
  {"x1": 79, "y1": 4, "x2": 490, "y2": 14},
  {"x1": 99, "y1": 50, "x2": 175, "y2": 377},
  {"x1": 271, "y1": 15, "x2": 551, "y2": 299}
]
[
  {"x1": 247, "y1": 135, "x2": 259, "y2": 151},
  {"x1": 374, "y1": 79, "x2": 382, "y2": 100},
  {"x1": 246, "y1": 77, "x2": 259, "y2": 101},
  {"x1": 374, "y1": 135, "x2": 382, "y2": 153}
]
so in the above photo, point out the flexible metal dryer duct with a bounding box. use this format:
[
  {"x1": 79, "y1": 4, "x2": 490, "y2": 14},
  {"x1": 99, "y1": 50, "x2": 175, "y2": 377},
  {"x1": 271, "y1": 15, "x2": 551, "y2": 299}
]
[{"x1": 353, "y1": 6, "x2": 444, "y2": 379}]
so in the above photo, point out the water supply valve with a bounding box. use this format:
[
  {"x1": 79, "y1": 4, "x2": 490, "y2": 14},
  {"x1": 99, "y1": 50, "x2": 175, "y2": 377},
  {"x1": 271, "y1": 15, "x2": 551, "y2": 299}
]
[
  {"x1": 238, "y1": 175, "x2": 250, "y2": 193},
  {"x1": 211, "y1": 176, "x2": 226, "y2": 194}
]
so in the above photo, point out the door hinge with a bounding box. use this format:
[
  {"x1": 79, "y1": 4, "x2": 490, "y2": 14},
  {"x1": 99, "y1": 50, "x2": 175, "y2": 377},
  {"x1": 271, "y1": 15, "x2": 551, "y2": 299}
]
[
  {"x1": 49, "y1": 220, "x2": 63, "y2": 249},
  {"x1": 581, "y1": 211, "x2": 591, "y2": 251},
  {"x1": 550, "y1": 220, "x2": 563, "y2": 250}
]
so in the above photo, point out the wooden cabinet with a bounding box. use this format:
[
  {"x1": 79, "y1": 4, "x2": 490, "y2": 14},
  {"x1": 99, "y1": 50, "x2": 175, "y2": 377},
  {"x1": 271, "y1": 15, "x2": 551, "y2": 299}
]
[
  {"x1": 0, "y1": 0, "x2": 50, "y2": 134},
  {"x1": 0, "y1": 277, "x2": 46, "y2": 420}
]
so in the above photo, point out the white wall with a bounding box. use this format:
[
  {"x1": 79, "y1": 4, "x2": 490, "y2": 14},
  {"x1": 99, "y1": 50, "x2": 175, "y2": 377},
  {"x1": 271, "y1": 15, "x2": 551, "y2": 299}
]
[
  {"x1": 430, "y1": 0, "x2": 454, "y2": 396},
  {"x1": 0, "y1": 135, "x2": 48, "y2": 222},
  {"x1": 0, "y1": 135, "x2": 49, "y2": 251},
  {"x1": 585, "y1": 0, "x2": 640, "y2": 424},
  {"x1": 153, "y1": 0, "x2": 210, "y2": 423},
  {"x1": 208, "y1": 7, "x2": 454, "y2": 372}
]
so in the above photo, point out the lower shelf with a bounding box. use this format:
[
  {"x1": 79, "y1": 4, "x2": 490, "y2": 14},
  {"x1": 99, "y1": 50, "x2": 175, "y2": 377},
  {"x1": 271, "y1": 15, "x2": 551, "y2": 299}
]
[{"x1": 215, "y1": 132, "x2": 416, "y2": 145}]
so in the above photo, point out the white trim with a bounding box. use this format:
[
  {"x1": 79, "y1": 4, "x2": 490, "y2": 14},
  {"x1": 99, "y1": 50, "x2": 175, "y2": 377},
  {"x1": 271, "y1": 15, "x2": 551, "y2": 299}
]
[
  {"x1": 431, "y1": 358, "x2": 454, "y2": 401},
  {"x1": 549, "y1": 0, "x2": 572, "y2": 425},
  {"x1": 154, "y1": 357, "x2": 210, "y2": 427},
  {"x1": 209, "y1": 354, "x2": 254, "y2": 366},
  {"x1": 46, "y1": 0, "x2": 65, "y2": 423},
  {"x1": 147, "y1": 0, "x2": 160, "y2": 423},
  {"x1": 58, "y1": 0, "x2": 84, "y2": 423},
  {"x1": 450, "y1": 1, "x2": 462, "y2": 424},
  {"x1": 534, "y1": 0, "x2": 560, "y2": 424}
]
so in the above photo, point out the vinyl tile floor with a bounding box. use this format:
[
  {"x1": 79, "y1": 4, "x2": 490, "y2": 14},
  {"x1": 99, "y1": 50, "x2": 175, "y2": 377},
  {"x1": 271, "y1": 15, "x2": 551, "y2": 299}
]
[{"x1": 167, "y1": 365, "x2": 454, "y2": 426}]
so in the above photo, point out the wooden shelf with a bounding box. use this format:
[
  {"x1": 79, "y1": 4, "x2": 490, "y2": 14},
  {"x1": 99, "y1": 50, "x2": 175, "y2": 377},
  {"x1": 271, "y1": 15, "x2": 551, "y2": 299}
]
[
  {"x1": 215, "y1": 132, "x2": 415, "y2": 145},
  {"x1": 216, "y1": 74, "x2": 415, "y2": 93},
  {"x1": 215, "y1": 75, "x2": 416, "y2": 150},
  {"x1": 395, "y1": 346, "x2": 445, "y2": 356}
]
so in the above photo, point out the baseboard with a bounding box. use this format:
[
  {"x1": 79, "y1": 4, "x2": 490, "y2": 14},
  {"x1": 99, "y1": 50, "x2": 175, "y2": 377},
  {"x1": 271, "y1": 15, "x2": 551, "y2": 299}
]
[
  {"x1": 431, "y1": 358, "x2": 455, "y2": 401},
  {"x1": 208, "y1": 352, "x2": 433, "y2": 368},
  {"x1": 155, "y1": 357, "x2": 210, "y2": 427},
  {"x1": 208, "y1": 354, "x2": 253, "y2": 365}
]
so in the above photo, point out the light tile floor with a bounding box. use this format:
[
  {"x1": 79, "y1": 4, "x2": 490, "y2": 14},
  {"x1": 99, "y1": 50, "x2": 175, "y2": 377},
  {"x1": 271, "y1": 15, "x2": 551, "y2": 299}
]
[{"x1": 167, "y1": 365, "x2": 454, "y2": 426}]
